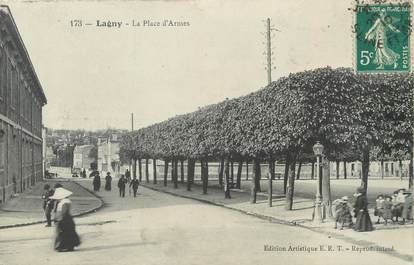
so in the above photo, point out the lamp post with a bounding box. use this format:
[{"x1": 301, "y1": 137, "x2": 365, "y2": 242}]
[{"x1": 312, "y1": 141, "x2": 324, "y2": 223}]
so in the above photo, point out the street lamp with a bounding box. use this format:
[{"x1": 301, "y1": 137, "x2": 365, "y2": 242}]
[{"x1": 312, "y1": 141, "x2": 324, "y2": 223}]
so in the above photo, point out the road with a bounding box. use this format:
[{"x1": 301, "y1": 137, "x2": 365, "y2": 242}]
[{"x1": 0, "y1": 182, "x2": 411, "y2": 265}]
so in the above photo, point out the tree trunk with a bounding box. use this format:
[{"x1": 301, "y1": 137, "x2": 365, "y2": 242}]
[
  {"x1": 163, "y1": 160, "x2": 169, "y2": 186},
  {"x1": 132, "y1": 158, "x2": 137, "y2": 179},
  {"x1": 202, "y1": 161, "x2": 208, "y2": 194},
  {"x1": 322, "y1": 157, "x2": 333, "y2": 219},
  {"x1": 187, "y1": 159, "x2": 194, "y2": 191},
  {"x1": 138, "y1": 159, "x2": 142, "y2": 182},
  {"x1": 343, "y1": 161, "x2": 347, "y2": 179},
  {"x1": 399, "y1": 160, "x2": 403, "y2": 180},
  {"x1": 218, "y1": 158, "x2": 224, "y2": 187},
  {"x1": 251, "y1": 159, "x2": 257, "y2": 204},
  {"x1": 336, "y1": 161, "x2": 340, "y2": 179},
  {"x1": 224, "y1": 158, "x2": 231, "y2": 199},
  {"x1": 254, "y1": 159, "x2": 261, "y2": 192},
  {"x1": 230, "y1": 160, "x2": 234, "y2": 185},
  {"x1": 246, "y1": 160, "x2": 249, "y2": 180},
  {"x1": 391, "y1": 162, "x2": 395, "y2": 177},
  {"x1": 311, "y1": 161, "x2": 315, "y2": 180},
  {"x1": 236, "y1": 160, "x2": 242, "y2": 189},
  {"x1": 380, "y1": 160, "x2": 384, "y2": 179},
  {"x1": 296, "y1": 161, "x2": 302, "y2": 180},
  {"x1": 145, "y1": 158, "x2": 149, "y2": 183},
  {"x1": 268, "y1": 160, "x2": 274, "y2": 207},
  {"x1": 285, "y1": 155, "x2": 297, "y2": 210},
  {"x1": 409, "y1": 148, "x2": 413, "y2": 189},
  {"x1": 269, "y1": 159, "x2": 275, "y2": 180},
  {"x1": 361, "y1": 148, "x2": 370, "y2": 193},
  {"x1": 180, "y1": 160, "x2": 184, "y2": 183},
  {"x1": 283, "y1": 157, "x2": 290, "y2": 194},
  {"x1": 153, "y1": 159, "x2": 157, "y2": 184},
  {"x1": 173, "y1": 160, "x2": 178, "y2": 189}
]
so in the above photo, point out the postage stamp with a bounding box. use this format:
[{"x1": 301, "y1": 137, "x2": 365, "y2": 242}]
[{"x1": 354, "y1": 1, "x2": 412, "y2": 73}]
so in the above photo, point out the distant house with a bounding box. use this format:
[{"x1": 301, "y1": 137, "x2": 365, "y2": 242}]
[
  {"x1": 97, "y1": 135, "x2": 120, "y2": 175},
  {"x1": 73, "y1": 145, "x2": 96, "y2": 171}
]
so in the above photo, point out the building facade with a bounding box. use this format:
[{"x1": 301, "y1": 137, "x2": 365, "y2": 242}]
[
  {"x1": 0, "y1": 6, "x2": 47, "y2": 203},
  {"x1": 73, "y1": 145, "x2": 95, "y2": 171}
]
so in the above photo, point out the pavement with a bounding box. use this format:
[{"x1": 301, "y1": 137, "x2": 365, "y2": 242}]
[
  {"x1": 0, "y1": 179, "x2": 103, "y2": 229},
  {"x1": 139, "y1": 179, "x2": 414, "y2": 261},
  {"x1": 0, "y1": 178, "x2": 412, "y2": 265}
]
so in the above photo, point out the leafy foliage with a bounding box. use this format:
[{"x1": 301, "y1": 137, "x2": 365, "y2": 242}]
[{"x1": 120, "y1": 67, "x2": 413, "y2": 162}]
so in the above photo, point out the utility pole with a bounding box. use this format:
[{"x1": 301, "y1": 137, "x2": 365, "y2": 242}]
[
  {"x1": 131, "y1": 113, "x2": 134, "y2": 132},
  {"x1": 266, "y1": 18, "x2": 272, "y2": 85},
  {"x1": 264, "y1": 18, "x2": 280, "y2": 86}
]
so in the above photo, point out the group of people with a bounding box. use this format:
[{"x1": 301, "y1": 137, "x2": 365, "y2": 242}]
[
  {"x1": 91, "y1": 169, "x2": 140, "y2": 198},
  {"x1": 333, "y1": 187, "x2": 413, "y2": 232},
  {"x1": 374, "y1": 188, "x2": 412, "y2": 225},
  {"x1": 42, "y1": 183, "x2": 81, "y2": 252}
]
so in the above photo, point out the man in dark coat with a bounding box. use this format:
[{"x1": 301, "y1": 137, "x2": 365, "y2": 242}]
[
  {"x1": 93, "y1": 172, "x2": 101, "y2": 192},
  {"x1": 130, "y1": 177, "x2": 140, "y2": 197},
  {"x1": 125, "y1": 169, "x2": 131, "y2": 183},
  {"x1": 42, "y1": 184, "x2": 55, "y2": 227},
  {"x1": 118, "y1": 175, "x2": 127, "y2": 197},
  {"x1": 105, "y1": 172, "x2": 112, "y2": 191}
]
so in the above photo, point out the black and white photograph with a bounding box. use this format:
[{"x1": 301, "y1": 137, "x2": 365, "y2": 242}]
[{"x1": 0, "y1": 0, "x2": 412, "y2": 264}]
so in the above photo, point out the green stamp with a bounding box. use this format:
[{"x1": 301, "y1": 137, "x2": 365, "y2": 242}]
[{"x1": 355, "y1": 3, "x2": 411, "y2": 73}]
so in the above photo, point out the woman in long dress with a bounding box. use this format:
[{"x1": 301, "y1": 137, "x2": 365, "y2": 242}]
[
  {"x1": 365, "y1": 9, "x2": 401, "y2": 69},
  {"x1": 353, "y1": 187, "x2": 373, "y2": 232},
  {"x1": 50, "y1": 187, "x2": 81, "y2": 252}
]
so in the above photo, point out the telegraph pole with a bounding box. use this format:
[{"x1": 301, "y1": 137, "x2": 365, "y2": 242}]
[
  {"x1": 131, "y1": 113, "x2": 134, "y2": 132},
  {"x1": 264, "y1": 18, "x2": 280, "y2": 86},
  {"x1": 266, "y1": 18, "x2": 272, "y2": 85}
]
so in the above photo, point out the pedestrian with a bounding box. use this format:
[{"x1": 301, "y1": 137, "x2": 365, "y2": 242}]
[
  {"x1": 118, "y1": 175, "x2": 127, "y2": 197},
  {"x1": 41, "y1": 184, "x2": 55, "y2": 227},
  {"x1": 82, "y1": 168, "x2": 87, "y2": 178},
  {"x1": 382, "y1": 195, "x2": 393, "y2": 225},
  {"x1": 105, "y1": 172, "x2": 112, "y2": 191},
  {"x1": 353, "y1": 187, "x2": 373, "y2": 232},
  {"x1": 125, "y1": 169, "x2": 131, "y2": 183},
  {"x1": 93, "y1": 172, "x2": 101, "y2": 192},
  {"x1": 130, "y1": 177, "x2": 140, "y2": 197},
  {"x1": 401, "y1": 190, "x2": 413, "y2": 224},
  {"x1": 50, "y1": 187, "x2": 81, "y2": 252},
  {"x1": 374, "y1": 194, "x2": 385, "y2": 224}
]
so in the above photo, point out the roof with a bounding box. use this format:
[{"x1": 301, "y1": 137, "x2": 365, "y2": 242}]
[{"x1": 0, "y1": 5, "x2": 47, "y2": 105}]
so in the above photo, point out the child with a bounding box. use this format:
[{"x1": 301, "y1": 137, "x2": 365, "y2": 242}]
[
  {"x1": 382, "y1": 195, "x2": 393, "y2": 225},
  {"x1": 374, "y1": 194, "x2": 385, "y2": 224},
  {"x1": 333, "y1": 196, "x2": 353, "y2": 230}
]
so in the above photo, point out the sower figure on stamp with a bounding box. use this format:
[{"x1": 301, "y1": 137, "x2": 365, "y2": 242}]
[
  {"x1": 365, "y1": 9, "x2": 401, "y2": 70},
  {"x1": 130, "y1": 177, "x2": 140, "y2": 197}
]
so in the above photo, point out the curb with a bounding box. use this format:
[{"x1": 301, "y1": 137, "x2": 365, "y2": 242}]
[
  {"x1": 141, "y1": 184, "x2": 297, "y2": 227},
  {"x1": 0, "y1": 180, "x2": 104, "y2": 230},
  {"x1": 141, "y1": 184, "x2": 413, "y2": 263}
]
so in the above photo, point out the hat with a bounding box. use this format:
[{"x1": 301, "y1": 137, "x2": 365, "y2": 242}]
[
  {"x1": 356, "y1": 187, "x2": 365, "y2": 194},
  {"x1": 341, "y1": 196, "x2": 349, "y2": 202},
  {"x1": 49, "y1": 187, "x2": 72, "y2": 200}
]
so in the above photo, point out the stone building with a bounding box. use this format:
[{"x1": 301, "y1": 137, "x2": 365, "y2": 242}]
[
  {"x1": 0, "y1": 6, "x2": 47, "y2": 203},
  {"x1": 73, "y1": 145, "x2": 96, "y2": 171}
]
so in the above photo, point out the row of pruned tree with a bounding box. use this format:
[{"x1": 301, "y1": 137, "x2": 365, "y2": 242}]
[{"x1": 120, "y1": 67, "x2": 413, "y2": 209}]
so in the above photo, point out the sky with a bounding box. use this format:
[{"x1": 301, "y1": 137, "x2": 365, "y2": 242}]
[{"x1": 5, "y1": 0, "x2": 353, "y2": 131}]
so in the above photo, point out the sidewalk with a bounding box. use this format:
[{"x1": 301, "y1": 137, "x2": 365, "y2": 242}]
[
  {"x1": 0, "y1": 179, "x2": 103, "y2": 229},
  {"x1": 141, "y1": 180, "x2": 413, "y2": 262}
]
